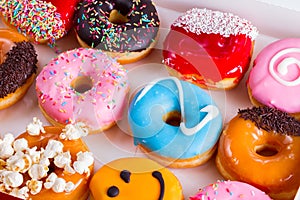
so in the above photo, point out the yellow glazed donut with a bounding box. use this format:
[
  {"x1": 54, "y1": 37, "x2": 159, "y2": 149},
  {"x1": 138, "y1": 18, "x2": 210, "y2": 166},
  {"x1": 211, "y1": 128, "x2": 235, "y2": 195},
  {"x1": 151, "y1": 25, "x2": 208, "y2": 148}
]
[
  {"x1": 89, "y1": 157, "x2": 183, "y2": 200},
  {"x1": 216, "y1": 106, "x2": 300, "y2": 200}
]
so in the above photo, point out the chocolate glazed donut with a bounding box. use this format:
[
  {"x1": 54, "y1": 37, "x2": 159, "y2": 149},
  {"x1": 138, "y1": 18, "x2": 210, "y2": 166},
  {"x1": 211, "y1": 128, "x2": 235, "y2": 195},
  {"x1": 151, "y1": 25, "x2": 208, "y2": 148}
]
[{"x1": 74, "y1": 0, "x2": 160, "y2": 52}]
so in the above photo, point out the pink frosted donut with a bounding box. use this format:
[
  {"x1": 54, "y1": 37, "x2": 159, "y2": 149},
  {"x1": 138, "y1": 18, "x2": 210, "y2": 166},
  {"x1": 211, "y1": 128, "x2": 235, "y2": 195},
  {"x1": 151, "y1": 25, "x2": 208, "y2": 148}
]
[
  {"x1": 247, "y1": 38, "x2": 300, "y2": 117},
  {"x1": 36, "y1": 48, "x2": 129, "y2": 133},
  {"x1": 190, "y1": 180, "x2": 271, "y2": 200}
]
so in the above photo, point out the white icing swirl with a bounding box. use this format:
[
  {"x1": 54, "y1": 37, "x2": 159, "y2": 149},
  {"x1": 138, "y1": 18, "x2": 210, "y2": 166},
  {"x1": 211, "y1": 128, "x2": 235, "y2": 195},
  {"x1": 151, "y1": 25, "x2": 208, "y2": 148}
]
[
  {"x1": 269, "y1": 48, "x2": 300, "y2": 86},
  {"x1": 136, "y1": 77, "x2": 219, "y2": 136}
]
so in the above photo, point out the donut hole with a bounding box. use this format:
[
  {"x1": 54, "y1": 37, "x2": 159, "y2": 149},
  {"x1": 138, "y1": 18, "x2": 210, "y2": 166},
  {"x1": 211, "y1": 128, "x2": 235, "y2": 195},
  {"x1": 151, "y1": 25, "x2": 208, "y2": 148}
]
[
  {"x1": 71, "y1": 76, "x2": 93, "y2": 93},
  {"x1": 109, "y1": 10, "x2": 129, "y2": 24},
  {"x1": 163, "y1": 111, "x2": 181, "y2": 127},
  {"x1": 255, "y1": 144, "x2": 279, "y2": 157}
]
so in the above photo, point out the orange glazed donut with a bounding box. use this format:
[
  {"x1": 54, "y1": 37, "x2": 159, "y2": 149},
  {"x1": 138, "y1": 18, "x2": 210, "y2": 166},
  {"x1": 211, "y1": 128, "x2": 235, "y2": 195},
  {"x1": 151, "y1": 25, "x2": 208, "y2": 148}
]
[
  {"x1": 0, "y1": 29, "x2": 37, "y2": 110},
  {"x1": 0, "y1": 118, "x2": 94, "y2": 200},
  {"x1": 216, "y1": 106, "x2": 300, "y2": 200}
]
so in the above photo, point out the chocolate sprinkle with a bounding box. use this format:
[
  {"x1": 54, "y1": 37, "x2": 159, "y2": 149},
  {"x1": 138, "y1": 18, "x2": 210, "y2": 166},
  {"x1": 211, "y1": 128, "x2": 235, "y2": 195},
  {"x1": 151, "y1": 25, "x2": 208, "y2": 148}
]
[
  {"x1": 0, "y1": 42, "x2": 37, "y2": 98},
  {"x1": 238, "y1": 106, "x2": 300, "y2": 136}
]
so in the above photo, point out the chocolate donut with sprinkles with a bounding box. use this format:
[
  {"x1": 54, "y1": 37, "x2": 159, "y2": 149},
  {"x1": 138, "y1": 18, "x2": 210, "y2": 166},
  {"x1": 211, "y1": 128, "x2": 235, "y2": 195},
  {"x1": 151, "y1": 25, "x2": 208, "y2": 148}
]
[
  {"x1": 0, "y1": 29, "x2": 38, "y2": 110},
  {"x1": 74, "y1": 0, "x2": 160, "y2": 64}
]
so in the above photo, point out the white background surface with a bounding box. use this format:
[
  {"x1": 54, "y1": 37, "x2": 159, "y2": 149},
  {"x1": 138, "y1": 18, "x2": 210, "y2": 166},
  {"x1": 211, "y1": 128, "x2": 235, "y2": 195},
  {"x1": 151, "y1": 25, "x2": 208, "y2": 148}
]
[{"x1": 0, "y1": 0, "x2": 299, "y2": 199}]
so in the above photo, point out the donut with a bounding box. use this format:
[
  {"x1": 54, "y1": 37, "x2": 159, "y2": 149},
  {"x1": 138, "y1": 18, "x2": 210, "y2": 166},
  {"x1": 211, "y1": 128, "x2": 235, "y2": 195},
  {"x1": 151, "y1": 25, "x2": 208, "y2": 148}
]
[
  {"x1": 0, "y1": 29, "x2": 38, "y2": 110},
  {"x1": 74, "y1": 0, "x2": 160, "y2": 64},
  {"x1": 89, "y1": 157, "x2": 183, "y2": 200},
  {"x1": 247, "y1": 38, "x2": 300, "y2": 118},
  {"x1": 0, "y1": 0, "x2": 80, "y2": 45},
  {"x1": 190, "y1": 180, "x2": 272, "y2": 200},
  {"x1": 216, "y1": 106, "x2": 300, "y2": 200},
  {"x1": 0, "y1": 117, "x2": 94, "y2": 199},
  {"x1": 128, "y1": 77, "x2": 223, "y2": 168},
  {"x1": 163, "y1": 8, "x2": 258, "y2": 90},
  {"x1": 36, "y1": 48, "x2": 129, "y2": 134}
]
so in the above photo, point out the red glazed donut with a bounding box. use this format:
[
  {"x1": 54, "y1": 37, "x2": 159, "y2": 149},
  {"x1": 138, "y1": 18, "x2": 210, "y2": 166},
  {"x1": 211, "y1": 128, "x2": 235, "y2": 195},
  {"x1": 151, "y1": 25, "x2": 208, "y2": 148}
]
[{"x1": 163, "y1": 8, "x2": 258, "y2": 90}]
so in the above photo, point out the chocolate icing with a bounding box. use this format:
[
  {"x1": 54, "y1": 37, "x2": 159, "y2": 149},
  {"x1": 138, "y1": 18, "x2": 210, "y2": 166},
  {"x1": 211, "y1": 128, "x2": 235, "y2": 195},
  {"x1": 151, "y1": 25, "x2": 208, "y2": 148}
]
[
  {"x1": 74, "y1": 0, "x2": 160, "y2": 52},
  {"x1": 152, "y1": 171, "x2": 165, "y2": 200},
  {"x1": 120, "y1": 170, "x2": 131, "y2": 183},
  {"x1": 238, "y1": 106, "x2": 300, "y2": 136},
  {"x1": 107, "y1": 185, "x2": 119, "y2": 197},
  {"x1": 0, "y1": 42, "x2": 37, "y2": 98}
]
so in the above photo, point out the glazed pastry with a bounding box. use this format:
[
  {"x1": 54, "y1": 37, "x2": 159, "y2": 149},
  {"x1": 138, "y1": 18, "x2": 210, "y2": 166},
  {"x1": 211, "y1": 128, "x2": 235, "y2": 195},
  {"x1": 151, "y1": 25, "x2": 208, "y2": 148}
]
[
  {"x1": 36, "y1": 48, "x2": 129, "y2": 134},
  {"x1": 190, "y1": 180, "x2": 271, "y2": 200},
  {"x1": 0, "y1": 117, "x2": 94, "y2": 199},
  {"x1": 216, "y1": 106, "x2": 300, "y2": 200},
  {"x1": 128, "y1": 77, "x2": 223, "y2": 168},
  {"x1": 74, "y1": 0, "x2": 160, "y2": 64},
  {"x1": 90, "y1": 157, "x2": 183, "y2": 200},
  {"x1": 163, "y1": 8, "x2": 258, "y2": 90},
  {"x1": 0, "y1": 29, "x2": 37, "y2": 110},
  {"x1": 247, "y1": 38, "x2": 300, "y2": 118},
  {"x1": 0, "y1": 0, "x2": 80, "y2": 45}
]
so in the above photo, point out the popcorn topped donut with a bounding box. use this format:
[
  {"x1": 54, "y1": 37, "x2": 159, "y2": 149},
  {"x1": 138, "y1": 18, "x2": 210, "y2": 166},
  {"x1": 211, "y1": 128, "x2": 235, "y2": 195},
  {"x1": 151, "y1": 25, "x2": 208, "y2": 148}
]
[{"x1": 0, "y1": 118, "x2": 94, "y2": 199}]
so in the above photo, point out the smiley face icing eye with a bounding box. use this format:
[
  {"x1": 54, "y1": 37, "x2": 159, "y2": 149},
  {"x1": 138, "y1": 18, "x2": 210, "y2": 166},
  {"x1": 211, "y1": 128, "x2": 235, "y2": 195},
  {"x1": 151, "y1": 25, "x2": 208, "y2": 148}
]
[
  {"x1": 120, "y1": 170, "x2": 131, "y2": 183},
  {"x1": 107, "y1": 186, "x2": 119, "y2": 197}
]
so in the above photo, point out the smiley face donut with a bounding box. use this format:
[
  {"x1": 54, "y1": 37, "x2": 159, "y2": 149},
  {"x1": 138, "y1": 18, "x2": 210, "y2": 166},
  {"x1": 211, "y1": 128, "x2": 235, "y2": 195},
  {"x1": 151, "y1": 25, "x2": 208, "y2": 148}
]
[
  {"x1": 247, "y1": 38, "x2": 300, "y2": 118},
  {"x1": 0, "y1": 0, "x2": 79, "y2": 45},
  {"x1": 128, "y1": 77, "x2": 223, "y2": 168},
  {"x1": 163, "y1": 8, "x2": 258, "y2": 89},
  {"x1": 0, "y1": 29, "x2": 37, "y2": 110},
  {"x1": 36, "y1": 48, "x2": 129, "y2": 134},
  {"x1": 74, "y1": 0, "x2": 160, "y2": 64},
  {"x1": 0, "y1": 117, "x2": 94, "y2": 199},
  {"x1": 216, "y1": 106, "x2": 300, "y2": 200},
  {"x1": 89, "y1": 157, "x2": 183, "y2": 200},
  {"x1": 190, "y1": 180, "x2": 271, "y2": 200}
]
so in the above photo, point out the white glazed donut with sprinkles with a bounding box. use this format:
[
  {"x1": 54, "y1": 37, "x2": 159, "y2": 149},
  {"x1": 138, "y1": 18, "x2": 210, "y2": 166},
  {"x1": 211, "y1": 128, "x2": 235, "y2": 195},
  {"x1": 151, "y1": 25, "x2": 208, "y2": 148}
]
[
  {"x1": 0, "y1": 0, "x2": 66, "y2": 46},
  {"x1": 36, "y1": 48, "x2": 129, "y2": 134},
  {"x1": 74, "y1": 0, "x2": 160, "y2": 64}
]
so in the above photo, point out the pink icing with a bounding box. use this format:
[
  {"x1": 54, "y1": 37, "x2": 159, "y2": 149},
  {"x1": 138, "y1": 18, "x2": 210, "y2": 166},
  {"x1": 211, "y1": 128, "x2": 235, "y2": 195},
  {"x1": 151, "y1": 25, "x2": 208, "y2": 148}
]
[
  {"x1": 247, "y1": 38, "x2": 300, "y2": 113},
  {"x1": 190, "y1": 180, "x2": 271, "y2": 200},
  {"x1": 36, "y1": 48, "x2": 128, "y2": 132}
]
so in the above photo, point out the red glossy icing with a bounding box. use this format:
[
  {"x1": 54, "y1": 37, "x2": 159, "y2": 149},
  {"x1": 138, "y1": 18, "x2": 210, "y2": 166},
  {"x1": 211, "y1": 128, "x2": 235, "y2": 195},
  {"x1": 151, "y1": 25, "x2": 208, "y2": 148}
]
[
  {"x1": 163, "y1": 23, "x2": 254, "y2": 86},
  {"x1": 47, "y1": 0, "x2": 80, "y2": 31}
]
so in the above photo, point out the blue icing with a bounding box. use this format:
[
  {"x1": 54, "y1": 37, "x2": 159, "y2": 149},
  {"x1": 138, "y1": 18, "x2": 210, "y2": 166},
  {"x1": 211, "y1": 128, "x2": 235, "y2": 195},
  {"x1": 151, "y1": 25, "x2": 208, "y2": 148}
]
[{"x1": 128, "y1": 77, "x2": 223, "y2": 159}]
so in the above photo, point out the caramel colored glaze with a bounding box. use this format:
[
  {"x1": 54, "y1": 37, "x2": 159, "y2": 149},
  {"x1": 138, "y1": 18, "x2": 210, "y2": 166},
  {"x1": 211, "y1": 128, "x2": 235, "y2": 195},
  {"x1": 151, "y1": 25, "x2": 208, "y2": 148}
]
[
  {"x1": 0, "y1": 29, "x2": 27, "y2": 42},
  {"x1": 216, "y1": 115, "x2": 300, "y2": 200},
  {"x1": 16, "y1": 127, "x2": 93, "y2": 200},
  {"x1": 90, "y1": 157, "x2": 183, "y2": 200}
]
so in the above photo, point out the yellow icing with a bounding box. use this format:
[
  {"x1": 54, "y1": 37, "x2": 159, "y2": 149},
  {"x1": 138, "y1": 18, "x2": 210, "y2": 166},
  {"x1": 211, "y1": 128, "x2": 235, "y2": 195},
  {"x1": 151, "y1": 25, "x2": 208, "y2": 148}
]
[{"x1": 89, "y1": 157, "x2": 183, "y2": 200}]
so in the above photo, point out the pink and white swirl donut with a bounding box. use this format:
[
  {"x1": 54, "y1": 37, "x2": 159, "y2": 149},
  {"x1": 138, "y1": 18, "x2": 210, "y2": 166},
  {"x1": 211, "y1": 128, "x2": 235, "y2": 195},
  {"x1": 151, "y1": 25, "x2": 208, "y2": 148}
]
[
  {"x1": 247, "y1": 38, "x2": 300, "y2": 118},
  {"x1": 36, "y1": 48, "x2": 129, "y2": 133},
  {"x1": 190, "y1": 180, "x2": 271, "y2": 200}
]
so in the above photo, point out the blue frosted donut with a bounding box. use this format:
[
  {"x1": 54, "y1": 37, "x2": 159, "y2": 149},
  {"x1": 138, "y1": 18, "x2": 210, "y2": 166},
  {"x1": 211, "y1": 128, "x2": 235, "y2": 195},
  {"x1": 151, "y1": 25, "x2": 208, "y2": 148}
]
[{"x1": 128, "y1": 77, "x2": 223, "y2": 168}]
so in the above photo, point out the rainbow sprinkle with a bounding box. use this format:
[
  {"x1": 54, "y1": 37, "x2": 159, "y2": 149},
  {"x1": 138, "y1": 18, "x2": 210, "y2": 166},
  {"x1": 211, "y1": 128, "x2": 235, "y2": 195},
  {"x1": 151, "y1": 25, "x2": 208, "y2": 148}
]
[{"x1": 0, "y1": 0, "x2": 66, "y2": 46}]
